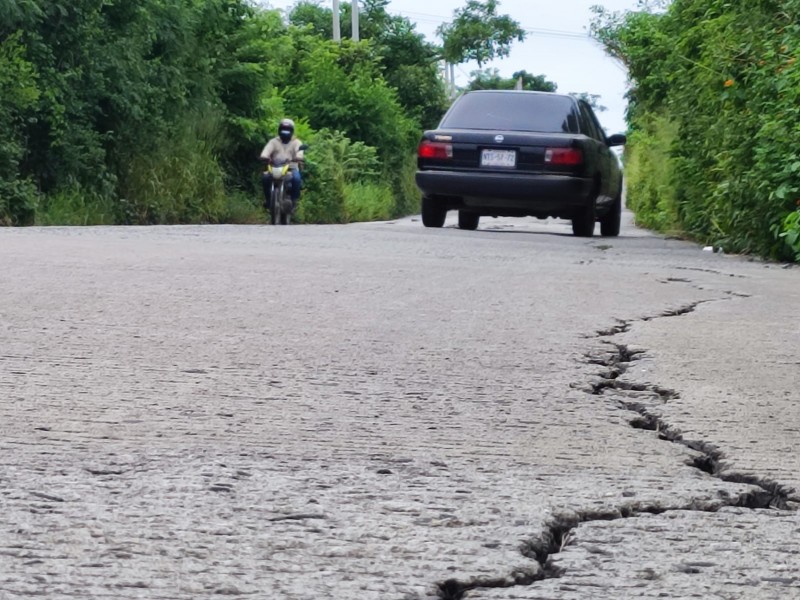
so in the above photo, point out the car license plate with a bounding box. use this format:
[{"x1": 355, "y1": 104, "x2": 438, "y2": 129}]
[{"x1": 481, "y1": 149, "x2": 516, "y2": 168}]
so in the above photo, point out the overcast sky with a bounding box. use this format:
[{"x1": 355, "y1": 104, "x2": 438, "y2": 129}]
[{"x1": 261, "y1": 0, "x2": 642, "y2": 134}]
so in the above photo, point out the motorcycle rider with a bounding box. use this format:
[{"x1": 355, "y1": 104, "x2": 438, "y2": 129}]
[{"x1": 260, "y1": 118, "x2": 305, "y2": 211}]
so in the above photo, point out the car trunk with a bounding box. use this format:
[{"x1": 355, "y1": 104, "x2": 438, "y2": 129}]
[{"x1": 422, "y1": 130, "x2": 584, "y2": 175}]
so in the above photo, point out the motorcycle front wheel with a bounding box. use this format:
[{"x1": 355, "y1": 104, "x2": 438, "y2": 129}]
[{"x1": 270, "y1": 185, "x2": 281, "y2": 225}]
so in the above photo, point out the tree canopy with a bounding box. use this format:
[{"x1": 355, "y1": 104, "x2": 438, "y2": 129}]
[
  {"x1": 438, "y1": 0, "x2": 526, "y2": 67},
  {"x1": 467, "y1": 69, "x2": 556, "y2": 92}
]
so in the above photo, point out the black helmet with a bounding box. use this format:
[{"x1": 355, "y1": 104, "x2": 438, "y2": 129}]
[{"x1": 278, "y1": 118, "x2": 294, "y2": 143}]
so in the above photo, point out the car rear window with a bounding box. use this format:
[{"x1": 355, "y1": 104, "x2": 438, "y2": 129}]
[{"x1": 440, "y1": 92, "x2": 579, "y2": 133}]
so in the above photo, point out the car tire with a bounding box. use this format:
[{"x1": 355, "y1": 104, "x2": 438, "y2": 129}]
[
  {"x1": 571, "y1": 202, "x2": 596, "y2": 237},
  {"x1": 600, "y1": 193, "x2": 621, "y2": 237},
  {"x1": 421, "y1": 196, "x2": 447, "y2": 228},
  {"x1": 458, "y1": 211, "x2": 480, "y2": 231}
]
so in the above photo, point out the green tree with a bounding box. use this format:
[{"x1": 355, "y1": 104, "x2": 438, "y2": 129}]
[
  {"x1": 289, "y1": 0, "x2": 333, "y2": 38},
  {"x1": 289, "y1": 0, "x2": 447, "y2": 129},
  {"x1": 438, "y1": 0, "x2": 526, "y2": 67},
  {"x1": 364, "y1": 3, "x2": 447, "y2": 128},
  {"x1": 283, "y1": 38, "x2": 417, "y2": 161},
  {"x1": 0, "y1": 31, "x2": 40, "y2": 224},
  {"x1": 468, "y1": 68, "x2": 556, "y2": 91},
  {"x1": 569, "y1": 92, "x2": 607, "y2": 112}
]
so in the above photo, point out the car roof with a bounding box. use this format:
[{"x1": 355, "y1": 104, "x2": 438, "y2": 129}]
[{"x1": 463, "y1": 90, "x2": 577, "y2": 101}]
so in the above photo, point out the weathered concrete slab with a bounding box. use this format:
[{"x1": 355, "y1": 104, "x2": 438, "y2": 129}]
[
  {"x1": 1, "y1": 217, "x2": 797, "y2": 598},
  {"x1": 470, "y1": 509, "x2": 800, "y2": 599}
]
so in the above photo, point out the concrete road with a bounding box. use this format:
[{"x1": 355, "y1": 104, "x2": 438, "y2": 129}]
[{"x1": 1, "y1": 213, "x2": 798, "y2": 599}]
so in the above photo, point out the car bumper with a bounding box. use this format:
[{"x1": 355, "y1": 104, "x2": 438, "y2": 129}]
[{"x1": 416, "y1": 170, "x2": 594, "y2": 215}]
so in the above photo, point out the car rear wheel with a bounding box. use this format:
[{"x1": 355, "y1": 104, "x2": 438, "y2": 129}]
[
  {"x1": 421, "y1": 196, "x2": 447, "y2": 228},
  {"x1": 458, "y1": 211, "x2": 480, "y2": 231},
  {"x1": 571, "y1": 202, "x2": 596, "y2": 237},
  {"x1": 600, "y1": 193, "x2": 621, "y2": 237}
]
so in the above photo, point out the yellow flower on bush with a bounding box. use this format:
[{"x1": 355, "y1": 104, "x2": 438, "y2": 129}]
[
  {"x1": 788, "y1": 57, "x2": 797, "y2": 65},
  {"x1": 724, "y1": 79, "x2": 735, "y2": 87}
]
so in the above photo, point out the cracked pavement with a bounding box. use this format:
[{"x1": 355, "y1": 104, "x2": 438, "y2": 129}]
[{"x1": 1, "y1": 213, "x2": 798, "y2": 598}]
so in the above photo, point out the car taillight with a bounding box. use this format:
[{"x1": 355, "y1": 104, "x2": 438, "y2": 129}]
[
  {"x1": 544, "y1": 148, "x2": 583, "y2": 165},
  {"x1": 418, "y1": 140, "x2": 453, "y2": 159}
]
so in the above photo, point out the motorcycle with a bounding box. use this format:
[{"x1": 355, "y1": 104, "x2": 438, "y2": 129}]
[
  {"x1": 266, "y1": 161, "x2": 295, "y2": 226},
  {"x1": 265, "y1": 144, "x2": 308, "y2": 226}
]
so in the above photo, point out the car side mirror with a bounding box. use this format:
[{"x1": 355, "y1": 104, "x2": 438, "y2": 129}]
[{"x1": 606, "y1": 134, "x2": 627, "y2": 147}]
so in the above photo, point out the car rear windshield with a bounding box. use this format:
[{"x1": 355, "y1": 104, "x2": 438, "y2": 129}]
[{"x1": 440, "y1": 92, "x2": 579, "y2": 133}]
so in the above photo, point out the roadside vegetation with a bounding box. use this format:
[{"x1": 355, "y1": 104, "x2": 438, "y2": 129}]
[
  {"x1": 0, "y1": 0, "x2": 547, "y2": 227},
  {"x1": 0, "y1": 0, "x2": 450, "y2": 226},
  {"x1": 3, "y1": 0, "x2": 619, "y2": 229},
  {"x1": 593, "y1": 0, "x2": 800, "y2": 262}
]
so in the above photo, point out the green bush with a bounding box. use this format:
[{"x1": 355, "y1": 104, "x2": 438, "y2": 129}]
[
  {"x1": 296, "y1": 129, "x2": 384, "y2": 224},
  {"x1": 0, "y1": 179, "x2": 38, "y2": 226},
  {"x1": 774, "y1": 209, "x2": 800, "y2": 261},
  {"x1": 283, "y1": 38, "x2": 418, "y2": 165},
  {"x1": 624, "y1": 113, "x2": 680, "y2": 233},
  {"x1": 592, "y1": 1, "x2": 800, "y2": 260},
  {"x1": 344, "y1": 182, "x2": 394, "y2": 222}
]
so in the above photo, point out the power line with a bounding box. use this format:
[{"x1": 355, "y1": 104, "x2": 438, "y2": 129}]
[
  {"x1": 395, "y1": 10, "x2": 593, "y2": 40},
  {"x1": 456, "y1": 64, "x2": 472, "y2": 79},
  {"x1": 397, "y1": 10, "x2": 451, "y2": 20},
  {"x1": 524, "y1": 28, "x2": 590, "y2": 40}
]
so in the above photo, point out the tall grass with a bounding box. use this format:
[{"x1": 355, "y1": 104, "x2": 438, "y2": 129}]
[
  {"x1": 220, "y1": 192, "x2": 267, "y2": 224},
  {"x1": 344, "y1": 182, "x2": 394, "y2": 222},
  {"x1": 118, "y1": 113, "x2": 228, "y2": 225},
  {"x1": 35, "y1": 186, "x2": 116, "y2": 226},
  {"x1": 389, "y1": 153, "x2": 421, "y2": 218}
]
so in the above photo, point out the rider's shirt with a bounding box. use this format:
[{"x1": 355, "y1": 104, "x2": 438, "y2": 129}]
[{"x1": 260, "y1": 138, "x2": 304, "y2": 169}]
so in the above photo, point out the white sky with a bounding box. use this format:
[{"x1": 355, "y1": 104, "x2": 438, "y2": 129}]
[{"x1": 261, "y1": 1, "x2": 642, "y2": 134}]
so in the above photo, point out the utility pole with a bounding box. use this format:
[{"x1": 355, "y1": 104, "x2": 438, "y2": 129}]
[
  {"x1": 332, "y1": 0, "x2": 341, "y2": 42},
  {"x1": 441, "y1": 61, "x2": 456, "y2": 99},
  {"x1": 351, "y1": 0, "x2": 359, "y2": 42}
]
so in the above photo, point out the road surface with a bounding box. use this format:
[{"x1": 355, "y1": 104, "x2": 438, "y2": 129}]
[{"x1": 1, "y1": 213, "x2": 798, "y2": 599}]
